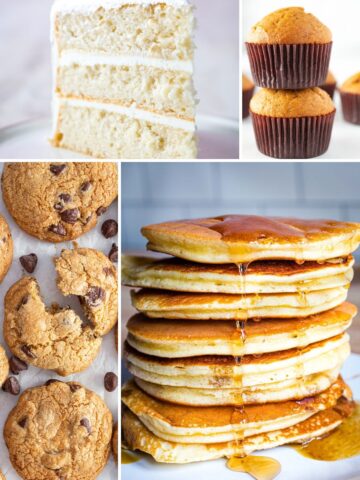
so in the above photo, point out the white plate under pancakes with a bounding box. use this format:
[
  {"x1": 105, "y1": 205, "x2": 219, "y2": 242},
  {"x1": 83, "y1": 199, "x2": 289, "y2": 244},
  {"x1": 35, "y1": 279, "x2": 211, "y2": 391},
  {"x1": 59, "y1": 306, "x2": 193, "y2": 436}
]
[
  {"x1": 122, "y1": 352, "x2": 360, "y2": 480},
  {"x1": 0, "y1": 115, "x2": 239, "y2": 159}
]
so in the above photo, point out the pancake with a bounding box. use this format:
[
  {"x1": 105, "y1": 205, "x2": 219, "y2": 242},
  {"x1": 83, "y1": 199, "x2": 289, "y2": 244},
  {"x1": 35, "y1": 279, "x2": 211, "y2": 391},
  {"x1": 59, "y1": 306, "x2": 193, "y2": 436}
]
[
  {"x1": 141, "y1": 215, "x2": 360, "y2": 263},
  {"x1": 122, "y1": 255, "x2": 354, "y2": 294},
  {"x1": 125, "y1": 334, "x2": 350, "y2": 389},
  {"x1": 122, "y1": 394, "x2": 354, "y2": 462},
  {"x1": 122, "y1": 377, "x2": 350, "y2": 443},
  {"x1": 126, "y1": 303, "x2": 356, "y2": 358},
  {"x1": 134, "y1": 366, "x2": 342, "y2": 405},
  {"x1": 130, "y1": 286, "x2": 349, "y2": 320}
]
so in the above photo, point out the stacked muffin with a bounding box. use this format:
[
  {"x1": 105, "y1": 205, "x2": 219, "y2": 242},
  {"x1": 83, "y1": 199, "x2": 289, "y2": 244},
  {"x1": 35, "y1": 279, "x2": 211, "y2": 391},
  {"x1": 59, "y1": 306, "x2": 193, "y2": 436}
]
[
  {"x1": 246, "y1": 8, "x2": 336, "y2": 159},
  {"x1": 122, "y1": 215, "x2": 360, "y2": 463}
]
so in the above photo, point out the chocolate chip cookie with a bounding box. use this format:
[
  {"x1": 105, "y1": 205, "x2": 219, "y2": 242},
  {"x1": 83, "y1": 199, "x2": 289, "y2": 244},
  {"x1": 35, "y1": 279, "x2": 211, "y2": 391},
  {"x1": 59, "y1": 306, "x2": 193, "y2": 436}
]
[
  {"x1": 113, "y1": 423, "x2": 118, "y2": 463},
  {"x1": 4, "y1": 380, "x2": 113, "y2": 480},
  {"x1": 0, "y1": 343, "x2": 9, "y2": 387},
  {"x1": 0, "y1": 213, "x2": 13, "y2": 282},
  {"x1": 55, "y1": 247, "x2": 118, "y2": 336},
  {"x1": 4, "y1": 277, "x2": 102, "y2": 376},
  {"x1": 2, "y1": 162, "x2": 118, "y2": 242}
]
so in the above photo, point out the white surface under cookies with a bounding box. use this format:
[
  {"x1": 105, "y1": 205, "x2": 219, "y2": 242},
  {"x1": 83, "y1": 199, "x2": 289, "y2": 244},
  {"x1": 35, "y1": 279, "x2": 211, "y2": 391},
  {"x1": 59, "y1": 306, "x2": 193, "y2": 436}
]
[{"x1": 0, "y1": 163, "x2": 118, "y2": 479}]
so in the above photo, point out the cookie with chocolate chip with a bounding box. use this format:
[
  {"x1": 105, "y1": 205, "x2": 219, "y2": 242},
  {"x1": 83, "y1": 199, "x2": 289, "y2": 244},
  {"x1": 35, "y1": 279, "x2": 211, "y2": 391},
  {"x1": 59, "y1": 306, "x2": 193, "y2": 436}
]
[
  {"x1": 0, "y1": 343, "x2": 9, "y2": 387},
  {"x1": 55, "y1": 247, "x2": 118, "y2": 336},
  {"x1": 4, "y1": 380, "x2": 113, "y2": 480},
  {"x1": 0, "y1": 213, "x2": 13, "y2": 282},
  {"x1": 2, "y1": 162, "x2": 118, "y2": 242},
  {"x1": 113, "y1": 423, "x2": 118, "y2": 463},
  {"x1": 3, "y1": 276, "x2": 101, "y2": 376}
]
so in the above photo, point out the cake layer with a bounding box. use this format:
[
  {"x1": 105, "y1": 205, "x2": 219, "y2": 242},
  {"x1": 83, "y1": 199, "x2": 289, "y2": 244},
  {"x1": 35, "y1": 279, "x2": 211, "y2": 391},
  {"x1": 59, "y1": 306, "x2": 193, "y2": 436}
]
[
  {"x1": 125, "y1": 334, "x2": 350, "y2": 389},
  {"x1": 122, "y1": 255, "x2": 354, "y2": 294},
  {"x1": 134, "y1": 367, "x2": 342, "y2": 405},
  {"x1": 53, "y1": 3, "x2": 194, "y2": 61},
  {"x1": 122, "y1": 377, "x2": 349, "y2": 443},
  {"x1": 52, "y1": 100, "x2": 196, "y2": 159},
  {"x1": 57, "y1": 60, "x2": 195, "y2": 118}
]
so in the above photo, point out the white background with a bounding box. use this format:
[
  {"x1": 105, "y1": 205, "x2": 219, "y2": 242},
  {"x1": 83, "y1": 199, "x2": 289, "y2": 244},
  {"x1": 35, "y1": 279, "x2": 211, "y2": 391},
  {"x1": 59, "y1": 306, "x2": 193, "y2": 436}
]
[
  {"x1": 0, "y1": 0, "x2": 239, "y2": 129},
  {"x1": 242, "y1": 0, "x2": 360, "y2": 160},
  {"x1": 0, "y1": 163, "x2": 118, "y2": 479}
]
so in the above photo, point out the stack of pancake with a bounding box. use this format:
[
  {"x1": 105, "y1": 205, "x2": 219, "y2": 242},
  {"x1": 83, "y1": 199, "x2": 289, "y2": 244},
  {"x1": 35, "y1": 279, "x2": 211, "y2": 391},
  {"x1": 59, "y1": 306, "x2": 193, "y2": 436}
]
[{"x1": 122, "y1": 215, "x2": 360, "y2": 463}]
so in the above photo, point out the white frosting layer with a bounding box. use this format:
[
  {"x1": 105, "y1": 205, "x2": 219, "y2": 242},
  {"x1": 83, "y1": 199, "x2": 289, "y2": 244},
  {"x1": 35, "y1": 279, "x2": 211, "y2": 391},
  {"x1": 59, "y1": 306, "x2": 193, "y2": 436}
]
[
  {"x1": 59, "y1": 51, "x2": 193, "y2": 73},
  {"x1": 56, "y1": 97, "x2": 195, "y2": 131},
  {"x1": 52, "y1": 0, "x2": 189, "y2": 14}
]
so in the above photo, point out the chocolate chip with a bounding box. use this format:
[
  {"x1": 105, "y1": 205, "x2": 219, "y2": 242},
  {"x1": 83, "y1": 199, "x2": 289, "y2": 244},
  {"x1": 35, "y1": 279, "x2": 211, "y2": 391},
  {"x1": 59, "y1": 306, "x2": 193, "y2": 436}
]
[
  {"x1": 19, "y1": 253, "x2": 38, "y2": 273},
  {"x1": 18, "y1": 417, "x2": 27, "y2": 428},
  {"x1": 54, "y1": 202, "x2": 63, "y2": 212},
  {"x1": 2, "y1": 377, "x2": 20, "y2": 395},
  {"x1": 17, "y1": 295, "x2": 29, "y2": 310},
  {"x1": 69, "y1": 384, "x2": 82, "y2": 393},
  {"x1": 45, "y1": 379, "x2": 63, "y2": 386},
  {"x1": 55, "y1": 470, "x2": 66, "y2": 479},
  {"x1": 49, "y1": 224, "x2": 66, "y2": 236},
  {"x1": 104, "y1": 372, "x2": 118, "y2": 392},
  {"x1": 96, "y1": 206, "x2": 107, "y2": 216},
  {"x1": 21, "y1": 345, "x2": 36, "y2": 359},
  {"x1": 80, "y1": 181, "x2": 91, "y2": 192},
  {"x1": 85, "y1": 286, "x2": 106, "y2": 308},
  {"x1": 80, "y1": 418, "x2": 92, "y2": 435},
  {"x1": 50, "y1": 164, "x2": 66, "y2": 176},
  {"x1": 59, "y1": 193, "x2": 71, "y2": 203},
  {"x1": 108, "y1": 243, "x2": 118, "y2": 263},
  {"x1": 9, "y1": 356, "x2": 28, "y2": 375},
  {"x1": 101, "y1": 219, "x2": 118, "y2": 239},
  {"x1": 60, "y1": 208, "x2": 79, "y2": 225},
  {"x1": 103, "y1": 267, "x2": 113, "y2": 276}
]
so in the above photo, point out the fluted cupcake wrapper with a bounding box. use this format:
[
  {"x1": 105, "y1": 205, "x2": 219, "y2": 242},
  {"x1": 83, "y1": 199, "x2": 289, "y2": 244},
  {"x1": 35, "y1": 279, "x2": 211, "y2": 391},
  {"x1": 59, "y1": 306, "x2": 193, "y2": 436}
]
[
  {"x1": 250, "y1": 111, "x2": 335, "y2": 159},
  {"x1": 246, "y1": 42, "x2": 332, "y2": 89},
  {"x1": 320, "y1": 82, "x2": 337, "y2": 100},
  {"x1": 242, "y1": 87, "x2": 255, "y2": 119},
  {"x1": 340, "y1": 92, "x2": 360, "y2": 125}
]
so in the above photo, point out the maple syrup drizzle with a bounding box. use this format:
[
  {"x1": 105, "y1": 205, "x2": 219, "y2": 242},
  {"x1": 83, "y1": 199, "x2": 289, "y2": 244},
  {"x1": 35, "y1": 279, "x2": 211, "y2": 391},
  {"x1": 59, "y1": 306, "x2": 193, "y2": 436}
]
[
  {"x1": 121, "y1": 450, "x2": 139, "y2": 464},
  {"x1": 295, "y1": 401, "x2": 360, "y2": 461},
  {"x1": 226, "y1": 455, "x2": 281, "y2": 480}
]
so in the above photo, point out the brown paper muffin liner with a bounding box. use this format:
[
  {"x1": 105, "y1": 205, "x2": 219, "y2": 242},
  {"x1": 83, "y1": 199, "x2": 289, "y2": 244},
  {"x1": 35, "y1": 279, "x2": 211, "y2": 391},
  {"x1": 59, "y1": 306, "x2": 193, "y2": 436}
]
[
  {"x1": 340, "y1": 92, "x2": 360, "y2": 125},
  {"x1": 250, "y1": 110, "x2": 335, "y2": 159},
  {"x1": 242, "y1": 87, "x2": 255, "y2": 118},
  {"x1": 320, "y1": 82, "x2": 336, "y2": 99},
  {"x1": 246, "y1": 42, "x2": 332, "y2": 89}
]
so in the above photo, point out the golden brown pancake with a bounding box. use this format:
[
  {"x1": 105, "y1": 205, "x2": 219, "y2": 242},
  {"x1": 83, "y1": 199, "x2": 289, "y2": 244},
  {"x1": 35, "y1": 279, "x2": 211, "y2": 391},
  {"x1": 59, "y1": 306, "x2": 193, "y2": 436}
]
[
  {"x1": 126, "y1": 303, "x2": 356, "y2": 358},
  {"x1": 130, "y1": 286, "x2": 349, "y2": 320},
  {"x1": 125, "y1": 333, "x2": 350, "y2": 389},
  {"x1": 122, "y1": 255, "x2": 354, "y2": 294},
  {"x1": 122, "y1": 393, "x2": 354, "y2": 463},
  {"x1": 122, "y1": 377, "x2": 350, "y2": 443},
  {"x1": 141, "y1": 215, "x2": 360, "y2": 263}
]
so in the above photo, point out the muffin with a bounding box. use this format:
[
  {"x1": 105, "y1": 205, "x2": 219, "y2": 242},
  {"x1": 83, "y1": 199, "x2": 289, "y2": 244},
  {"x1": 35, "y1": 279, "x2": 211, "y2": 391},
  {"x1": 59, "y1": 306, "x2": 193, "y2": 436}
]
[
  {"x1": 339, "y1": 73, "x2": 360, "y2": 125},
  {"x1": 246, "y1": 7, "x2": 332, "y2": 89},
  {"x1": 250, "y1": 87, "x2": 336, "y2": 158},
  {"x1": 243, "y1": 74, "x2": 255, "y2": 118},
  {"x1": 320, "y1": 71, "x2": 337, "y2": 99}
]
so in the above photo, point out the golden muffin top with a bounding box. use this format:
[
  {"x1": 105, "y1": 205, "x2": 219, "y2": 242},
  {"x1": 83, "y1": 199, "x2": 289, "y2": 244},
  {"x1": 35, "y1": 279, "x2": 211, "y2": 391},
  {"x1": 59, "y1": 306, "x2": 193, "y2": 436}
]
[
  {"x1": 340, "y1": 72, "x2": 360, "y2": 94},
  {"x1": 250, "y1": 87, "x2": 335, "y2": 117},
  {"x1": 247, "y1": 7, "x2": 332, "y2": 44}
]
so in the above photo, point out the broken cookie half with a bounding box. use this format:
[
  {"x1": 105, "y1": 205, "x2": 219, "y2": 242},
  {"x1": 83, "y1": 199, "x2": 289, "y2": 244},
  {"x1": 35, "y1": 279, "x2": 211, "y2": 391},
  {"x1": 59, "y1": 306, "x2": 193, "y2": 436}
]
[
  {"x1": 55, "y1": 247, "x2": 118, "y2": 336},
  {"x1": 4, "y1": 276, "x2": 102, "y2": 376}
]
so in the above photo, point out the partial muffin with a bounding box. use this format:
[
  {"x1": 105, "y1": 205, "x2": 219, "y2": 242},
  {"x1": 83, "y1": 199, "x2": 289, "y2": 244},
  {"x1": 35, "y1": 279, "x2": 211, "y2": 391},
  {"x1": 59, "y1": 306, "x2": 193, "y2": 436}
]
[
  {"x1": 2, "y1": 162, "x2": 118, "y2": 242},
  {"x1": 339, "y1": 72, "x2": 360, "y2": 125},
  {"x1": 246, "y1": 7, "x2": 332, "y2": 89},
  {"x1": 250, "y1": 87, "x2": 335, "y2": 158},
  {"x1": 320, "y1": 71, "x2": 337, "y2": 99},
  {"x1": 4, "y1": 380, "x2": 112, "y2": 480},
  {"x1": 242, "y1": 74, "x2": 255, "y2": 118}
]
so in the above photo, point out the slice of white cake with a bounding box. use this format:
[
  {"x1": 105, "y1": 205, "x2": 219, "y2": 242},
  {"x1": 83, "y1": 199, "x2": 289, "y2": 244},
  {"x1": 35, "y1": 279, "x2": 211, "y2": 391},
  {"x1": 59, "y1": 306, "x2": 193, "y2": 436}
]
[{"x1": 51, "y1": 0, "x2": 196, "y2": 159}]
